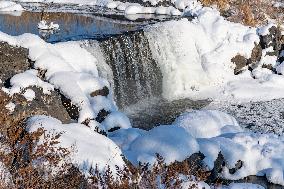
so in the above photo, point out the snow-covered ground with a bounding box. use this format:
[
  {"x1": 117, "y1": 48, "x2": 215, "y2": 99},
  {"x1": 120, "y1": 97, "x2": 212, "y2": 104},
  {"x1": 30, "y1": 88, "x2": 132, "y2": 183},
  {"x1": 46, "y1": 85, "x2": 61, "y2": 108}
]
[
  {"x1": 0, "y1": 1, "x2": 24, "y2": 11},
  {"x1": 15, "y1": 0, "x2": 183, "y2": 15},
  {"x1": 0, "y1": 0, "x2": 284, "y2": 187}
]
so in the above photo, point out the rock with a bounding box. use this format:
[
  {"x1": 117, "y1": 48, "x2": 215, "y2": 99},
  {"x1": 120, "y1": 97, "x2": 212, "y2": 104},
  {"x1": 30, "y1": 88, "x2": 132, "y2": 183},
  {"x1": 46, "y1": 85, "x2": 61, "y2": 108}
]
[
  {"x1": 0, "y1": 42, "x2": 30, "y2": 85},
  {"x1": 2, "y1": 87, "x2": 71, "y2": 124},
  {"x1": 95, "y1": 109, "x2": 110, "y2": 123},
  {"x1": 259, "y1": 26, "x2": 282, "y2": 57},
  {"x1": 231, "y1": 44, "x2": 262, "y2": 75},
  {"x1": 262, "y1": 64, "x2": 276, "y2": 73},
  {"x1": 60, "y1": 93, "x2": 79, "y2": 120},
  {"x1": 90, "y1": 86, "x2": 109, "y2": 97},
  {"x1": 249, "y1": 44, "x2": 262, "y2": 66},
  {"x1": 231, "y1": 54, "x2": 248, "y2": 74}
]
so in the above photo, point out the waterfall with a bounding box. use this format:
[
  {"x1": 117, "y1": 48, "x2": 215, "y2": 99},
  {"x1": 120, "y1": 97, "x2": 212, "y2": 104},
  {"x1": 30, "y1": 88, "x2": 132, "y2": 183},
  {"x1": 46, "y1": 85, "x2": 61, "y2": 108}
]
[{"x1": 83, "y1": 31, "x2": 163, "y2": 108}]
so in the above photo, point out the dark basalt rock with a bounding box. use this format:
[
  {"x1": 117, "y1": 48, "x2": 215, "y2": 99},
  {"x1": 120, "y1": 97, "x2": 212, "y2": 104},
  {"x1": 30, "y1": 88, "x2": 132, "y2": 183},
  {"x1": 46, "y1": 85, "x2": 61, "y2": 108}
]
[
  {"x1": 231, "y1": 54, "x2": 248, "y2": 74},
  {"x1": 12, "y1": 87, "x2": 72, "y2": 124},
  {"x1": 90, "y1": 86, "x2": 109, "y2": 97},
  {"x1": 249, "y1": 43, "x2": 263, "y2": 67},
  {"x1": 60, "y1": 93, "x2": 79, "y2": 121},
  {"x1": 259, "y1": 26, "x2": 283, "y2": 56},
  {"x1": 95, "y1": 109, "x2": 110, "y2": 123},
  {"x1": 0, "y1": 43, "x2": 72, "y2": 124},
  {"x1": 0, "y1": 42, "x2": 30, "y2": 84}
]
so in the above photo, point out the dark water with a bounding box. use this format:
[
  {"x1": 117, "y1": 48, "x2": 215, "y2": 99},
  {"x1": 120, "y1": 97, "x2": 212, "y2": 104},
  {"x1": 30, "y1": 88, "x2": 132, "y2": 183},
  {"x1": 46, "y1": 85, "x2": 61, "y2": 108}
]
[{"x1": 0, "y1": 11, "x2": 141, "y2": 43}]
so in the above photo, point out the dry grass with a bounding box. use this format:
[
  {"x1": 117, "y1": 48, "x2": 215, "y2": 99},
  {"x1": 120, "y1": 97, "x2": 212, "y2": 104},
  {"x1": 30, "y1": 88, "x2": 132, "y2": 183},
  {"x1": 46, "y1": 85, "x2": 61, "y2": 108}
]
[
  {"x1": 201, "y1": 0, "x2": 229, "y2": 10},
  {"x1": 200, "y1": 0, "x2": 284, "y2": 26}
]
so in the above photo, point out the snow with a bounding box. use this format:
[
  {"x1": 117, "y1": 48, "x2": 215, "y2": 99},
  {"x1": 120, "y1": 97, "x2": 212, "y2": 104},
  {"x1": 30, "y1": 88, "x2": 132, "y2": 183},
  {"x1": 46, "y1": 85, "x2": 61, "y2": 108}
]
[
  {"x1": 274, "y1": 2, "x2": 284, "y2": 8},
  {"x1": 109, "y1": 128, "x2": 146, "y2": 151},
  {"x1": 2, "y1": 69, "x2": 54, "y2": 96},
  {"x1": 180, "y1": 175, "x2": 210, "y2": 189},
  {"x1": 257, "y1": 23, "x2": 276, "y2": 36},
  {"x1": 276, "y1": 62, "x2": 284, "y2": 75},
  {"x1": 124, "y1": 4, "x2": 181, "y2": 15},
  {"x1": 125, "y1": 125, "x2": 199, "y2": 165},
  {"x1": 212, "y1": 132, "x2": 284, "y2": 185},
  {"x1": 110, "y1": 109, "x2": 284, "y2": 185},
  {"x1": 0, "y1": 1, "x2": 24, "y2": 12},
  {"x1": 38, "y1": 20, "x2": 59, "y2": 30},
  {"x1": 101, "y1": 111, "x2": 131, "y2": 131},
  {"x1": 173, "y1": 110, "x2": 241, "y2": 138},
  {"x1": 5, "y1": 102, "x2": 15, "y2": 112},
  {"x1": 23, "y1": 88, "x2": 36, "y2": 101},
  {"x1": 26, "y1": 115, "x2": 125, "y2": 174},
  {"x1": 220, "y1": 183, "x2": 265, "y2": 189}
]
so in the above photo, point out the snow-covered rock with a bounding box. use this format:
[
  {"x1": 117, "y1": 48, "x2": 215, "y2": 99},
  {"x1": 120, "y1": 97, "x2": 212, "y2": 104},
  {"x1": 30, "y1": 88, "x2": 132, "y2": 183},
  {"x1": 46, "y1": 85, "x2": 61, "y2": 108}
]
[
  {"x1": 38, "y1": 20, "x2": 59, "y2": 30},
  {"x1": 125, "y1": 125, "x2": 199, "y2": 165},
  {"x1": 26, "y1": 115, "x2": 125, "y2": 174},
  {"x1": 3, "y1": 69, "x2": 54, "y2": 96},
  {"x1": 0, "y1": 1, "x2": 24, "y2": 12},
  {"x1": 114, "y1": 108, "x2": 284, "y2": 186},
  {"x1": 173, "y1": 110, "x2": 241, "y2": 138}
]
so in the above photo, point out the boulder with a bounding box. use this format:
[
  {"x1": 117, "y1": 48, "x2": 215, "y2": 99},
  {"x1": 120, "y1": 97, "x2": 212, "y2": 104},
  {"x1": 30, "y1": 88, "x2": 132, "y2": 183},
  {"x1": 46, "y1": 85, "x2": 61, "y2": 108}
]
[{"x1": 0, "y1": 42, "x2": 29, "y2": 85}]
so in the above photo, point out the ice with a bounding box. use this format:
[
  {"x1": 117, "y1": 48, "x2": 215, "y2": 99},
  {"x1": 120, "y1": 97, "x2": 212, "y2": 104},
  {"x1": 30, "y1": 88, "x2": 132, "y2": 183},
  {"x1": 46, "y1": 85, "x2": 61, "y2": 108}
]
[{"x1": 145, "y1": 8, "x2": 259, "y2": 101}]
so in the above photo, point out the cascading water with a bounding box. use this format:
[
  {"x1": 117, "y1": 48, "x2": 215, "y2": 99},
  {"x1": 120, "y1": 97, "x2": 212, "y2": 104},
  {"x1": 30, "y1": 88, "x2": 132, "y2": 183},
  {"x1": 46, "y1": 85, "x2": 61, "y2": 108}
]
[
  {"x1": 98, "y1": 31, "x2": 163, "y2": 108},
  {"x1": 82, "y1": 31, "x2": 210, "y2": 129}
]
